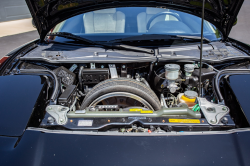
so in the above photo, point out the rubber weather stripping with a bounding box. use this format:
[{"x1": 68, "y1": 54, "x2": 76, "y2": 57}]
[
  {"x1": 18, "y1": 69, "x2": 59, "y2": 104},
  {"x1": 214, "y1": 69, "x2": 250, "y2": 103}
]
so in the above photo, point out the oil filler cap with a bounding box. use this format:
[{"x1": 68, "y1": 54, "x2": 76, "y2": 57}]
[{"x1": 184, "y1": 91, "x2": 198, "y2": 99}]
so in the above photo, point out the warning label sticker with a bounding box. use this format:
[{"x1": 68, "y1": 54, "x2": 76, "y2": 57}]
[
  {"x1": 78, "y1": 120, "x2": 93, "y2": 126},
  {"x1": 169, "y1": 119, "x2": 200, "y2": 123},
  {"x1": 129, "y1": 108, "x2": 143, "y2": 112},
  {"x1": 140, "y1": 110, "x2": 153, "y2": 114},
  {"x1": 129, "y1": 109, "x2": 153, "y2": 114}
]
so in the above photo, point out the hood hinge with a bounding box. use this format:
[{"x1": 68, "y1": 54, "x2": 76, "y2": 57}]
[{"x1": 223, "y1": 14, "x2": 231, "y2": 26}]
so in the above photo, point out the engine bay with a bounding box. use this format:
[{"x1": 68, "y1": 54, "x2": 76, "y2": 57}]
[
  {"x1": 2, "y1": 41, "x2": 250, "y2": 134},
  {"x1": 14, "y1": 61, "x2": 250, "y2": 133}
]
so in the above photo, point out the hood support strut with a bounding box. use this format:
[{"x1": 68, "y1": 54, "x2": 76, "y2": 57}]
[{"x1": 199, "y1": 0, "x2": 205, "y2": 97}]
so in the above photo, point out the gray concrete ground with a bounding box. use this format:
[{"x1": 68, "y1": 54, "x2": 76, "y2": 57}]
[
  {"x1": 0, "y1": 18, "x2": 35, "y2": 37},
  {"x1": 229, "y1": 0, "x2": 250, "y2": 44},
  {"x1": 0, "y1": 31, "x2": 39, "y2": 57}
]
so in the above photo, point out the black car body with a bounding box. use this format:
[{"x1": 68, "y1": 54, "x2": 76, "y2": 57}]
[{"x1": 1, "y1": 0, "x2": 250, "y2": 165}]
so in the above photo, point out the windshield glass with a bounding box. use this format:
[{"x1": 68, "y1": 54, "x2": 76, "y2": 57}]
[{"x1": 51, "y1": 7, "x2": 221, "y2": 43}]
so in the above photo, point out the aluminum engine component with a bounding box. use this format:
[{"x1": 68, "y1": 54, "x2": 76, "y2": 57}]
[
  {"x1": 164, "y1": 64, "x2": 180, "y2": 93},
  {"x1": 67, "y1": 104, "x2": 201, "y2": 118},
  {"x1": 184, "y1": 64, "x2": 195, "y2": 76},
  {"x1": 90, "y1": 63, "x2": 96, "y2": 69},
  {"x1": 197, "y1": 97, "x2": 229, "y2": 125},
  {"x1": 46, "y1": 105, "x2": 69, "y2": 125},
  {"x1": 109, "y1": 64, "x2": 118, "y2": 78}
]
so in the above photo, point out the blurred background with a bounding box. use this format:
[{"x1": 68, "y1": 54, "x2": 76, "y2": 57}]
[{"x1": 0, "y1": 0, "x2": 249, "y2": 58}]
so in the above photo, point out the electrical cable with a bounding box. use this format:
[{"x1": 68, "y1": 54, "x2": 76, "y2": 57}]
[{"x1": 154, "y1": 70, "x2": 165, "y2": 79}]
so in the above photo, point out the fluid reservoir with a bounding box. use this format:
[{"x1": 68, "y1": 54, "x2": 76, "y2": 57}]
[
  {"x1": 184, "y1": 64, "x2": 195, "y2": 76},
  {"x1": 164, "y1": 64, "x2": 180, "y2": 80},
  {"x1": 177, "y1": 91, "x2": 198, "y2": 108},
  {"x1": 164, "y1": 64, "x2": 180, "y2": 93}
]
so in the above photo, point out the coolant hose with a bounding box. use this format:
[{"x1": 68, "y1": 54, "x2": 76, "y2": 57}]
[
  {"x1": 78, "y1": 66, "x2": 84, "y2": 91},
  {"x1": 203, "y1": 62, "x2": 219, "y2": 72},
  {"x1": 147, "y1": 62, "x2": 154, "y2": 82},
  {"x1": 19, "y1": 69, "x2": 59, "y2": 104}
]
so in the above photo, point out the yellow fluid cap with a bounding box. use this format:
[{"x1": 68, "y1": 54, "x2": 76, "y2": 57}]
[{"x1": 181, "y1": 91, "x2": 198, "y2": 103}]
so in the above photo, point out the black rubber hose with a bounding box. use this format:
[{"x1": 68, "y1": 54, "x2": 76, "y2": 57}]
[
  {"x1": 214, "y1": 69, "x2": 250, "y2": 102},
  {"x1": 19, "y1": 69, "x2": 59, "y2": 104},
  {"x1": 78, "y1": 66, "x2": 84, "y2": 91},
  {"x1": 147, "y1": 62, "x2": 154, "y2": 82}
]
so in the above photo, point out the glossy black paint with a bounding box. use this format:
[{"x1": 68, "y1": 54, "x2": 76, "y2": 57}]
[
  {"x1": 0, "y1": 2, "x2": 249, "y2": 163},
  {"x1": 227, "y1": 74, "x2": 250, "y2": 124},
  {"x1": 1, "y1": 129, "x2": 250, "y2": 166},
  {"x1": 0, "y1": 75, "x2": 45, "y2": 136},
  {"x1": 228, "y1": 37, "x2": 250, "y2": 55},
  {"x1": 0, "y1": 39, "x2": 39, "y2": 76}
]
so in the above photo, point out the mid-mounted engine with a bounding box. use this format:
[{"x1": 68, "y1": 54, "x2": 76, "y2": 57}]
[{"x1": 22, "y1": 62, "x2": 235, "y2": 133}]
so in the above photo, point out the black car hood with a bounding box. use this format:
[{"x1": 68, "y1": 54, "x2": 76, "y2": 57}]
[
  {"x1": 1, "y1": 128, "x2": 250, "y2": 166},
  {"x1": 26, "y1": 0, "x2": 244, "y2": 41}
]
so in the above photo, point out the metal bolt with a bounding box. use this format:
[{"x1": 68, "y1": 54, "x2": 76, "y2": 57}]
[
  {"x1": 170, "y1": 87, "x2": 176, "y2": 93},
  {"x1": 47, "y1": 117, "x2": 54, "y2": 124},
  {"x1": 206, "y1": 107, "x2": 215, "y2": 112},
  {"x1": 89, "y1": 107, "x2": 95, "y2": 111},
  {"x1": 61, "y1": 107, "x2": 67, "y2": 111},
  {"x1": 221, "y1": 117, "x2": 228, "y2": 124},
  {"x1": 210, "y1": 119, "x2": 216, "y2": 124}
]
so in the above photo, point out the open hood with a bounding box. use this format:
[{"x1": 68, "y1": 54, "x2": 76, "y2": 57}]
[{"x1": 26, "y1": 0, "x2": 244, "y2": 41}]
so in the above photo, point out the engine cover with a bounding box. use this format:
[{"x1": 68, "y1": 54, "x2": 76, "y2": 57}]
[{"x1": 81, "y1": 68, "x2": 109, "y2": 84}]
